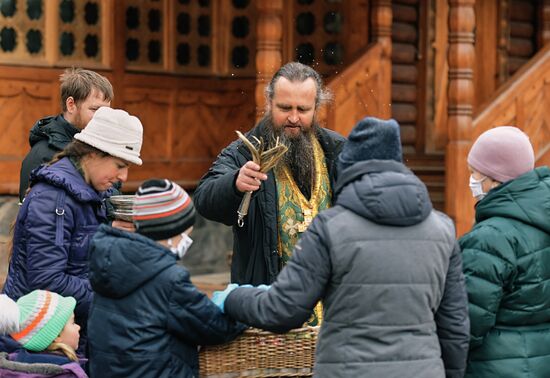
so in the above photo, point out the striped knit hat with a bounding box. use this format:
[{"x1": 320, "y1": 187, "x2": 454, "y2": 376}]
[
  {"x1": 133, "y1": 179, "x2": 196, "y2": 241},
  {"x1": 10, "y1": 290, "x2": 76, "y2": 352}
]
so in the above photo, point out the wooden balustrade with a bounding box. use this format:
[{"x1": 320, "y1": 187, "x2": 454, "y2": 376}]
[
  {"x1": 473, "y1": 43, "x2": 550, "y2": 168},
  {"x1": 319, "y1": 43, "x2": 392, "y2": 137}
]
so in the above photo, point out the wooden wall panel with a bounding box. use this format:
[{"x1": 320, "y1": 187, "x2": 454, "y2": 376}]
[
  {"x1": 0, "y1": 64, "x2": 256, "y2": 194},
  {"x1": 124, "y1": 88, "x2": 173, "y2": 161},
  {"x1": 497, "y1": 0, "x2": 540, "y2": 83},
  {"x1": 117, "y1": 84, "x2": 255, "y2": 191},
  {"x1": 0, "y1": 73, "x2": 58, "y2": 193},
  {"x1": 391, "y1": 0, "x2": 420, "y2": 154},
  {"x1": 0, "y1": 80, "x2": 55, "y2": 157},
  {"x1": 119, "y1": 81, "x2": 256, "y2": 191},
  {"x1": 174, "y1": 91, "x2": 254, "y2": 158},
  {"x1": 507, "y1": 0, "x2": 538, "y2": 76},
  {"x1": 425, "y1": 0, "x2": 447, "y2": 152}
]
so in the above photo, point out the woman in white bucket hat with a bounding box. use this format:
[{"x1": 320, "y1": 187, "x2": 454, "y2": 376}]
[{"x1": 3, "y1": 107, "x2": 143, "y2": 357}]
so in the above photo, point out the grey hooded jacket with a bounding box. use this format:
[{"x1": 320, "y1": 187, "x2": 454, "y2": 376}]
[{"x1": 225, "y1": 160, "x2": 470, "y2": 378}]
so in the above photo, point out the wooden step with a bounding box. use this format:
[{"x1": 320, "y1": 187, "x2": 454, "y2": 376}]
[{"x1": 404, "y1": 154, "x2": 446, "y2": 211}]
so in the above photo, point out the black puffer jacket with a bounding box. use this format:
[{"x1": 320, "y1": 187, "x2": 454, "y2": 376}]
[
  {"x1": 225, "y1": 160, "x2": 470, "y2": 378},
  {"x1": 19, "y1": 115, "x2": 79, "y2": 201},
  {"x1": 194, "y1": 119, "x2": 345, "y2": 285}
]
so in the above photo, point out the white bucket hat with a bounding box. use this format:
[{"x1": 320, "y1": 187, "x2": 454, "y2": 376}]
[{"x1": 74, "y1": 107, "x2": 143, "y2": 165}]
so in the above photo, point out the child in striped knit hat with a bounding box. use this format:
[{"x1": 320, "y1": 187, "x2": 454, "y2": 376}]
[
  {"x1": 0, "y1": 290, "x2": 87, "y2": 378},
  {"x1": 87, "y1": 179, "x2": 246, "y2": 378}
]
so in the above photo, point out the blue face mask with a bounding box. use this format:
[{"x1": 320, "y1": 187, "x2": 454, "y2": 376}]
[
  {"x1": 167, "y1": 233, "x2": 193, "y2": 259},
  {"x1": 469, "y1": 175, "x2": 487, "y2": 200}
]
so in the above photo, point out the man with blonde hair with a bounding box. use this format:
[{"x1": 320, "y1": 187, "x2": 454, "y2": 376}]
[{"x1": 19, "y1": 67, "x2": 113, "y2": 202}]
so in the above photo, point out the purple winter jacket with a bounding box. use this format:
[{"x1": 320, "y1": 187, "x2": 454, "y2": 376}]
[
  {"x1": 3, "y1": 157, "x2": 108, "y2": 352},
  {"x1": 0, "y1": 352, "x2": 88, "y2": 378}
]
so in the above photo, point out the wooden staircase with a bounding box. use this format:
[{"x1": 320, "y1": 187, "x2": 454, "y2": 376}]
[{"x1": 405, "y1": 154, "x2": 446, "y2": 212}]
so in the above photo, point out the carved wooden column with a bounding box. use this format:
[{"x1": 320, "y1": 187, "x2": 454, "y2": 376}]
[
  {"x1": 371, "y1": 0, "x2": 392, "y2": 118},
  {"x1": 542, "y1": 0, "x2": 550, "y2": 45},
  {"x1": 255, "y1": 0, "x2": 283, "y2": 121},
  {"x1": 446, "y1": 0, "x2": 475, "y2": 236}
]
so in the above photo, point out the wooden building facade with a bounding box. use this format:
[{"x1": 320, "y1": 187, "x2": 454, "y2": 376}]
[{"x1": 0, "y1": 0, "x2": 549, "y2": 235}]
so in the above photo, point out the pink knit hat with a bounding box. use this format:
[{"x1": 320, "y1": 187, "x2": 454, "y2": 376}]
[{"x1": 467, "y1": 126, "x2": 534, "y2": 183}]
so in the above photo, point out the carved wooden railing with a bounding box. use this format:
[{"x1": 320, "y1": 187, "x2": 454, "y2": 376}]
[
  {"x1": 319, "y1": 42, "x2": 392, "y2": 137},
  {"x1": 473, "y1": 43, "x2": 550, "y2": 166},
  {"x1": 455, "y1": 43, "x2": 550, "y2": 233}
]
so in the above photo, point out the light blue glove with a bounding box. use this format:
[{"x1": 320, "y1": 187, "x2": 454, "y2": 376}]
[
  {"x1": 238, "y1": 284, "x2": 270, "y2": 290},
  {"x1": 211, "y1": 283, "x2": 239, "y2": 313}
]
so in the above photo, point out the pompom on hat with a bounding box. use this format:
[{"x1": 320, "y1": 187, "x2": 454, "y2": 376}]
[
  {"x1": 74, "y1": 107, "x2": 143, "y2": 165},
  {"x1": 133, "y1": 179, "x2": 196, "y2": 241},
  {"x1": 0, "y1": 294, "x2": 20, "y2": 335},
  {"x1": 338, "y1": 117, "x2": 403, "y2": 171},
  {"x1": 468, "y1": 126, "x2": 534, "y2": 183},
  {"x1": 4, "y1": 290, "x2": 76, "y2": 352}
]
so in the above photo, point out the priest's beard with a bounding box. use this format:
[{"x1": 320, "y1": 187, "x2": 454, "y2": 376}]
[{"x1": 260, "y1": 114, "x2": 317, "y2": 199}]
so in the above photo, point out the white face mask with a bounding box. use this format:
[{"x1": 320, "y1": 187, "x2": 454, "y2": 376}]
[
  {"x1": 469, "y1": 175, "x2": 487, "y2": 200},
  {"x1": 167, "y1": 233, "x2": 193, "y2": 259}
]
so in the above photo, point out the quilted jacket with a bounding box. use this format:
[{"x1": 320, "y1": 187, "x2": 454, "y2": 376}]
[{"x1": 459, "y1": 166, "x2": 550, "y2": 378}]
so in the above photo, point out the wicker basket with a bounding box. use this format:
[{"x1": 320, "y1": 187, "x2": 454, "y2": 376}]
[{"x1": 199, "y1": 327, "x2": 319, "y2": 378}]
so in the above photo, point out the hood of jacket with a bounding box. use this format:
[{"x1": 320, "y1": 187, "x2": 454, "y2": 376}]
[
  {"x1": 29, "y1": 157, "x2": 103, "y2": 203},
  {"x1": 89, "y1": 224, "x2": 176, "y2": 298},
  {"x1": 334, "y1": 160, "x2": 433, "y2": 226},
  {"x1": 29, "y1": 115, "x2": 79, "y2": 150},
  {"x1": 475, "y1": 166, "x2": 550, "y2": 233}
]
